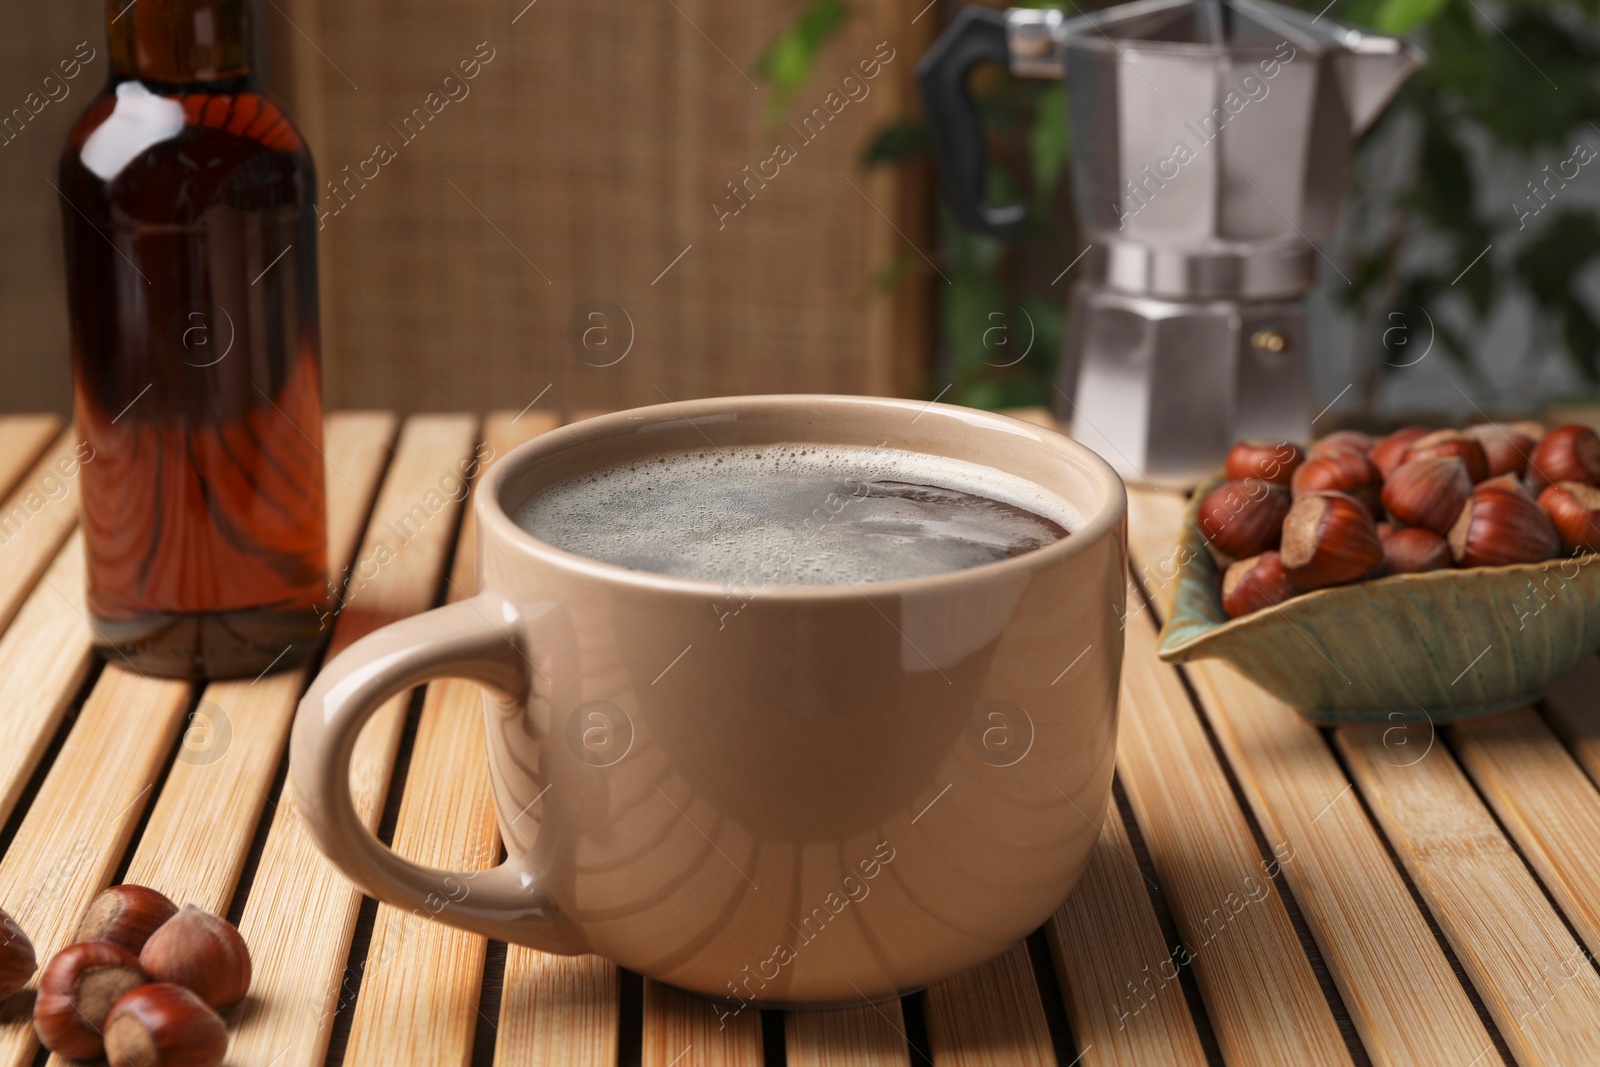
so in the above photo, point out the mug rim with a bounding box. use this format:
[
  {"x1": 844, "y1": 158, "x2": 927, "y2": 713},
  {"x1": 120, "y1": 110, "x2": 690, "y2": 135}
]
[{"x1": 479, "y1": 394, "x2": 1126, "y2": 600}]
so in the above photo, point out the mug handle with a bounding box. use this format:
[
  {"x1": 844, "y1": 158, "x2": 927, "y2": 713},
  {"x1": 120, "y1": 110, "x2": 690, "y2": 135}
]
[{"x1": 290, "y1": 594, "x2": 586, "y2": 954}]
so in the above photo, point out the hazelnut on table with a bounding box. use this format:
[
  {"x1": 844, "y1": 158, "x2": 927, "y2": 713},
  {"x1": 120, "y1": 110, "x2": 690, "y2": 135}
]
[
  {"x1": 1527, "y1": 424, "x2": 1600, "y2": 493},
  {"x1": 77, "y1": 885, "x2": 179, "y2": 955},
  {"x1": 1449, "y1": 483, "x2": 1561, "y2": 567},
  {"x1": 1370, "y1": 426, "x2": 1431, "y2": 477},
  {"x1": 104, "y1": 982, "x2": 227, "y2": 1067},
  {"x1": 1291, "y1": 449, "x2": 1382, "y2": 515},
  {"x1": 0, "y1": 909, "x2": 35, "y2": 998},
  {"x1": 1538, "y1": 481, "x2": 1600, "y2": 554},
  {"x1": 1279, "y1": 491, "x2": 1384, "y2": 590},
  {"x1": 139, "y1": 905, "x2": 252, "y2": 1011},
  {"x1": 34, "y1": 941, "x2": 147, "y2": 1058}
]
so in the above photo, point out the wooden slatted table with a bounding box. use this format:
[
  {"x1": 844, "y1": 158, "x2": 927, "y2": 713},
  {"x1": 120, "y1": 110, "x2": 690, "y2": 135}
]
[{"x1": 0, "y1": 407, "x2": 1597, "y2": 1066}]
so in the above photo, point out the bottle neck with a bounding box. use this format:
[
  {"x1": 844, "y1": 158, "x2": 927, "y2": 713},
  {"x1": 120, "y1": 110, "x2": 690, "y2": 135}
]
[{"x1": 108, "y1": 0, "x2": 254, "y2": 85}]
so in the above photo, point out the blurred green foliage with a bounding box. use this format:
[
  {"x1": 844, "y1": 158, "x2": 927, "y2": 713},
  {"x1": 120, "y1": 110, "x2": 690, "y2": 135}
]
[
  {"x1": 767, "y1": 0, "x2": 1600, "y2": 412},
  {"x1": 1339, "y1": 0, "x2": 1600, "y2": 410},
  {"x1": 757, "y1": 0, "x2": 851, "y2": 127}
]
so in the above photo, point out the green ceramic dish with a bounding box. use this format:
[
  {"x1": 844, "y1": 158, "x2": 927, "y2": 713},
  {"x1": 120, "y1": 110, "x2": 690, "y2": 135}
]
[{"x1": 1156, "y1": 477, "x2": 1600, "y2": 723}]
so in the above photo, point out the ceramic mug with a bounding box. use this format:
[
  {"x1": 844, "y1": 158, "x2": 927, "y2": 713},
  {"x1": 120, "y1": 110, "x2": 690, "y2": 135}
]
[{"x1": 290, "y1": 394, "x2": 1127, "y2": 1007}]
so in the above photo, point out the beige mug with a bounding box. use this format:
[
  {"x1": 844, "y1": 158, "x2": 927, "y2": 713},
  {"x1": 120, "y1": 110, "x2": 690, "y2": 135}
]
[{"x1": 290, "y1": 394, "x2": 1126, "y2": 1007}]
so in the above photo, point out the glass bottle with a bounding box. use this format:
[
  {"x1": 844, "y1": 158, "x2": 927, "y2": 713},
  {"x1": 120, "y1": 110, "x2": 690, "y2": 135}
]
[{"x1": 59, "y1": 0, "x2": 329, "y2": 678}]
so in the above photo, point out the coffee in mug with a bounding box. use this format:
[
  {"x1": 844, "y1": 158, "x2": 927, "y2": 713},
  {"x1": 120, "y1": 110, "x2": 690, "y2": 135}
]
[{"x1": 514, "y1": 444, "x2": 1074, "y2": 584}]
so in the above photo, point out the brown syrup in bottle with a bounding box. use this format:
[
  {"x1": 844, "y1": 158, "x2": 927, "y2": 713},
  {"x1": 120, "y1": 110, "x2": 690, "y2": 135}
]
[{"x1": 59, "y1": 0, "x2": 329, "y2": 677}]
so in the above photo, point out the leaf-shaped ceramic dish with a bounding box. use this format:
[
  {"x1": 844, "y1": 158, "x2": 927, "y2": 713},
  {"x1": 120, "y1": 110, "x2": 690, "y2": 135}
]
[{"x1": 1156, "y1": 476, "x2": 1600, "y2": 723}]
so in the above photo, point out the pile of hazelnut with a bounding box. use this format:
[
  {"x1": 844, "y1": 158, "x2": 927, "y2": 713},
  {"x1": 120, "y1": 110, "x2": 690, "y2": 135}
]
[
  {"x1": 1204, "y1": 422, "x2": 1600, "y2": 619},
  {"x1": 0, "y1": 885, "x2": 250, "y2": 1067}
]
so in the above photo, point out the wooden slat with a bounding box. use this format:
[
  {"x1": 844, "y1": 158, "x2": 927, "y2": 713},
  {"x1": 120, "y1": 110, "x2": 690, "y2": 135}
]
[
  {"x1": 320, "y1": 413, "x2": 408, "y2": 573},
  {"x1": 1336, "y1": 725, "x2": 1600, "y2": 1063},
  {"x1": 0, "y1": 422, "x2": 293, "y2": 1067},
  {"x1": 1178, "y1": 657, "x2": 1498, "y2": 1067},
  {"x1": 495, "y1": 952, "x2": 619, "y2": 1067},
  {"x1": 0, "y1": 534, "x2": 92, "y2": 826},
  {"x1": 0, "y1": 414, "x2": 70, "y2": 782},
  {"x1": 475, "y1": 413, "x2": 627, "y2": 1067},
  {"x1": 1125, "y1": 477, "x2": 1600, "y2": 1061},
  {"x1": 0, "y1": 430, "x2": 92, "y2": 635},
  {"x1": 0, "y1": 415, "x2": 63, "y2": 499},
  {"x1": 1123, "y1": 486, "x2": 1191, "y2": 624},
  {"x1": 343, "y1": 411, "x2": 561, "y2": 1067},
  {"x1": 0, "y1": 666, "x2": 191, "y2": 1067},
  {"x1": 338, "y1": 661, "x2": 498, "y2": 1060},
  {"x1": 15, "y1": 414, "x2": 396, "y2": 1067},
  {"x1": 1125, "y1": 485, "x2": 1494, "y2": 1066},
  {"x1": 112, "y1": 412, "x2": 398, "y2": 910},
  {"x1": 644, "y1": 978, "x2": 764, "y2": 1067},
  {"x1": 787, "y1": 1001, "x2": 911, "y2": 1067},
  {"x1": 924, "y1": 942, "x2": 1056, "y2": 1067},
  {"x1": 1046, "y1": 805, "x2": 1208, "y2": 1067},
  {"x1": 227, "y1": 415, "x2": 480, "y2": 1067},
  {"x1": 1543, "y1": 658, "x2": 1600, "y2": 787},
  {"x1": 1116, "y1": 606, "x2": 1352, "y2": 1067},
  {"x1": 1453, "y1": 709, "x2": 1600, "y2": 965},
  {"x1": 320, "y1": 413, "x2": 407, "y2": 603}
]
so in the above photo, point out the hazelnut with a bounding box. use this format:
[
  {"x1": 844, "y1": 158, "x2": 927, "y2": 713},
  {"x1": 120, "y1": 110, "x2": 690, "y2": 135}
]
[
  {"x1": 1380, "y1": 456, "x2": 1473, "y2": 536},
  {"x1": 1221, "y1": 552, "x2": 1301, "y2": 618},
  {"x1": 1380, "y1": 527, "x2": 1452, "y2": 574},
  {"x1": 34, "y1": 941, "x2": 147, "y2": 1058},
  {"x1": 1479, "y1": 472, "x2": 1533, "y2": 498},
  {"x1": 1308, "y1": 430, "x2": 1373, "y2": 457},
  {"x1": 1224, "y1": 441, "x2": 1304, "y2": 486},
  {"x1": 1465, "y1": 424, "x2": 1535, "y2": 478},
  {"x1": 1538, "y1": 481, "x2": 1600, "y2": 555},
  {"x1": 1290, "y1": 449, "x2": 1382, "y2": 514},
  {"x1": 1279, "y1": 492, "x2": 1384, "y2": 589},
  {"x1": 1403, "y1": 429, "x2": 1490, "y2": 483},
  {"x1": 1449, "y1": 484, "x2": 1561, "y2": 567},
  {"x1": 77, "y1": 885, "x2": 179, "y2": 955},
  {"x1": 0, "y1": 909, "x2": 36, "y2": 998},
  {"x1": 1197, "y1": 480, "x2": 1290, "y2": 561},
  {"x1": 1527, "y1": 424, "x2": 1600, "y2": 493},
  {"x1": 104, "y1": 983, "x2": 227, "y2": 1067},
  {"x1": 139, "y1": 905, "x2": 251, "y2": 1010},
  {"x1": 1370, "y1": 426, "x2": 1432, "y2": 478}
]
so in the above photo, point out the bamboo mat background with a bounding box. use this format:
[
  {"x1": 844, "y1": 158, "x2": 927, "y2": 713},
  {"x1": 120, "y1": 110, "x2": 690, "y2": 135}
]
[
  {"x1": 2, "y1": 408, "x2": 1600, "y2": 1065},
  {"x1": 0, "y1": 0, "x2": 934, "y2": 416}
]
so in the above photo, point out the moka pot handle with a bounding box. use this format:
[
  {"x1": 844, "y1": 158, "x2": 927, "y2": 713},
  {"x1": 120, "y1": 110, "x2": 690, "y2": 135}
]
[{"x1": 916, "y1": 6, "x2": 1029, "y2": 241}]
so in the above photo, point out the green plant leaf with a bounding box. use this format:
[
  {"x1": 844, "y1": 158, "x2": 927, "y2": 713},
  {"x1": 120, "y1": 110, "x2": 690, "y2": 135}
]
[
  {"x1": 1513, "y1": 210, "x2": 1600, "y2": 382},
  {"x1": 1029, "y1": 84, "x2": 1071, "y2": 215},
  {"x1": 1514, "y1": 211, "x2": 1600, "y2": 298},
  {"x1": 862, "y1": 119, "x2": 930, "y2": 168},
  {"x1": 756, "y1": 0, "x2": 851, "y2": 128},
  {"x1": 865, "y1": 251, "x2": 918, "y2": 294},
  {"x1": 1374, "y1": 0, "x2": 1449, "y2": 34}
]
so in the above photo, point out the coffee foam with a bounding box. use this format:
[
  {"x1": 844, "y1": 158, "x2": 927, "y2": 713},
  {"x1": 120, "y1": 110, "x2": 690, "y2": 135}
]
[{"x1": 513, "y1": 445, "x2": 1081, "y2": 586}]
